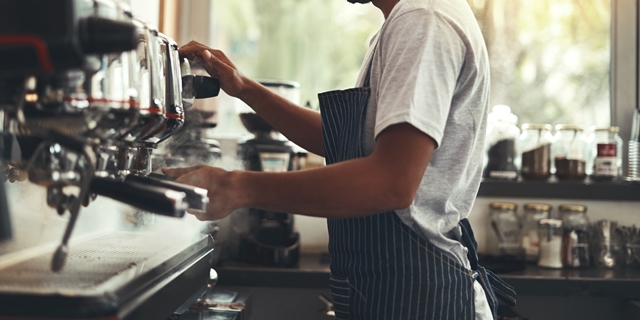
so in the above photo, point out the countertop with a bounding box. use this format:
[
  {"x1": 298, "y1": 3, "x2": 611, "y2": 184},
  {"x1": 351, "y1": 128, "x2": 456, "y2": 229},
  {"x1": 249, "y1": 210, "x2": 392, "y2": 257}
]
[{"x1": 216, "y1": 254, "x2": 640, "y2": 300}]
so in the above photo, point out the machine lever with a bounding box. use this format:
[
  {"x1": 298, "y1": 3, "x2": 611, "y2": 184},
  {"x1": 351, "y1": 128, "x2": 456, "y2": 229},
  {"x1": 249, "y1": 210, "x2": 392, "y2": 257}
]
[
  {"x1": 90, "y1": 176, "x2": 188, "y2": 218},
  {"x1": 125, "y1": 174, "x2": 208, "y2": 212}
]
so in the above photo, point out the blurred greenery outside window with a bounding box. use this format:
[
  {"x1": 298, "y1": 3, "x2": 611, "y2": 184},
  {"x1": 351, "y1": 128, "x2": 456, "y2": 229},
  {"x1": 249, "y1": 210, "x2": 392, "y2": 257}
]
[{"x1": 207, "y1": 0, "x2": 610, "y2": 138}]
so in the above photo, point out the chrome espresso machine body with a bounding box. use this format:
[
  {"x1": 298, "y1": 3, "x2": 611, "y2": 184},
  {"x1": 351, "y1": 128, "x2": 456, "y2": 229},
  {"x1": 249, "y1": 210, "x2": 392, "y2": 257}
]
[{"x1": 0, "y1": 1, "x2": 225, "y2": 319}]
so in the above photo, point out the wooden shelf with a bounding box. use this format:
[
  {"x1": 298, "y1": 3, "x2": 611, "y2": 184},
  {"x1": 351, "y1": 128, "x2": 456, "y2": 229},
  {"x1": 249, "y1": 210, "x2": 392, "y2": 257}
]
[{"x1": 477, "y1": 178, "x2": 640, "y2": 201}]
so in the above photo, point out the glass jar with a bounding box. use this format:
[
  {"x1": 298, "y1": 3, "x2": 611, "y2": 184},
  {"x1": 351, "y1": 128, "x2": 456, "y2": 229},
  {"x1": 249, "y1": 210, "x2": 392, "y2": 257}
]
[
  {"x1": 552, "y1": 125, "x2": 588, "y2": 181},
  {"x1": 587, "y1": 127, "x2": 623, "y2": 181},
  {"x1": 489, "y1": 202, "x2": 521, "y2": 256},
  {"x1": 520, "y1": 203, "x2": 552, "y2": 262},
  {"x1": 559, "y1": 205, "x2": 591, "y2": 268},
  {"x1": 483, "y1": 105, "x2": 520, "y2": 180},
  {"x1": 591, "y1": 220, "x2": 623, "y2": 269},
  {"x1": 537, "y1": 219, "x2": 563, "y2": 269},
  {"x1": 519, "y1": 124, "x2": 553, "y2": 180}
]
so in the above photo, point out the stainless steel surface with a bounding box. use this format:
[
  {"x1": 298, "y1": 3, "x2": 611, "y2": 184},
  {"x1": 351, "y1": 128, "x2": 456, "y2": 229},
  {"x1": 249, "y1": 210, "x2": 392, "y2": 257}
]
[
  {"x1": 0, "y1": 230, "x2": 207, "y2": 295},
  {"x1": 0, "y1": 177, "x2": 10, "y2": 242}
]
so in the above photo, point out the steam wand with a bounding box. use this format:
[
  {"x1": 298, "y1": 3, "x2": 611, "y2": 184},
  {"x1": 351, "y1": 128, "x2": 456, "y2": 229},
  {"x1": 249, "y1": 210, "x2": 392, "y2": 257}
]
[{"x1": 50, "y1": 163, "x2": 94, "y2": 272}]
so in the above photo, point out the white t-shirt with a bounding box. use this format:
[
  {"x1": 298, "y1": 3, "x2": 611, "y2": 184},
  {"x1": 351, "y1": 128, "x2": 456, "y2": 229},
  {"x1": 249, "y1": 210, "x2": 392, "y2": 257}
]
[{"x1": 356, "y1": 0, "x2": 492, "y2": 318}]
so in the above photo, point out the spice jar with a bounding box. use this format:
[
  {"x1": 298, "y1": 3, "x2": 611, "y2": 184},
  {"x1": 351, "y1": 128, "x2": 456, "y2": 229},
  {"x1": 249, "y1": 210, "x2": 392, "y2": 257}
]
[
  {"x1": 520, "y1": 204, "x2": 552, "y2": 262},
  {"x1": 537, "y1": 219, "x2": 563, "y2": 269},
  {"x1": 552, "y1": 125, "x2": 588, "y2": 181},
  {"x1": 588, "y1": 127, "x2": 623, "y2": 181},
  {"x1": 519, "y1": 124, "x2": 553, "y2": 180},
  {"x1": 489, "y1": 202, "x2": 521, "y2": 256},
  {"x1": 483, "y1": 105, "x2": 520, "y2": 180},
  {"x1": 560, "y1": 205, "x2": 590, "y2": 268}
]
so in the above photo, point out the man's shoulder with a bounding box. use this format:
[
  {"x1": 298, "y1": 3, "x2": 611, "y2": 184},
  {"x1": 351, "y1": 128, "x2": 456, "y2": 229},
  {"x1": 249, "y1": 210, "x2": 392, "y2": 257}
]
[
  {"x1": 386, "y1": 0, "x2": 472, "y2": 31},
  {"x1": 388, "y1": 0, "x2": 434, "y2": 20}
]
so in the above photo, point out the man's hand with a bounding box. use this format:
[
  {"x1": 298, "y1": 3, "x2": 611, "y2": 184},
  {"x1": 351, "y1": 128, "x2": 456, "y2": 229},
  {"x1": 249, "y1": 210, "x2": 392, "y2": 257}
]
[
  {"x1": 179, "y1": 41, "x2": 249, "y2": 98},
  {"x1": 180, "y1": 40, "x2": 325, "y2": 156},
  {"x1": 162, "y1": 165, "x2": 243, "y2": 221}
]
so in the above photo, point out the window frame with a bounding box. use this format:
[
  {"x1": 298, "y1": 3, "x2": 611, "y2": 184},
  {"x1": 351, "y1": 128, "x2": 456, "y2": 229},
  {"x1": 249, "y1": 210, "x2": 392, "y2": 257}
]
[{"x1": 611, "y1": 0, "x2": 637, "y2": 175}]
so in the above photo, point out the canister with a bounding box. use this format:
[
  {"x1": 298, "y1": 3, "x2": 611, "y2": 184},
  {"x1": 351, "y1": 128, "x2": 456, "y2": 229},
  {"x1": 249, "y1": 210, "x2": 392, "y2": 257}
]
[{"x1": 537, "y1": 219, "x2": 563, "y2": 268}]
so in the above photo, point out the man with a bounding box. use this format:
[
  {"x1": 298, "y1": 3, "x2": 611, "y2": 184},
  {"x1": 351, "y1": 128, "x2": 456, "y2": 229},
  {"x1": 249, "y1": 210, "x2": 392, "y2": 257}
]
[{"x1": 170, "y1": 0, "x2": 516, "y2": 318}]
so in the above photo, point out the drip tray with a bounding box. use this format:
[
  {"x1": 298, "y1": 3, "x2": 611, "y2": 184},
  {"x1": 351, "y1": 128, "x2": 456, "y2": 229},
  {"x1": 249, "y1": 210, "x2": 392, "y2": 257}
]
[{"x1": 0, "y1": 230, "x2": 214, "y2": 320}]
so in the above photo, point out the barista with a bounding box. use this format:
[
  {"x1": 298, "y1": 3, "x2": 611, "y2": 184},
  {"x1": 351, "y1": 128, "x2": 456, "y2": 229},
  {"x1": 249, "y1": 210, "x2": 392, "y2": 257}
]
[{"x1": 167, "y1": 0, "x2": 515, "y2": 319}]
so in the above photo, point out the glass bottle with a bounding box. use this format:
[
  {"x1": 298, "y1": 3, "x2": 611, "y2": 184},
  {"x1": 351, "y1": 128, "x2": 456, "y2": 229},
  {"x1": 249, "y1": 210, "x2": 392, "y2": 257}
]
[
  {"x1": 537, "y1": 219, "x2": 563, "y2": 269},
  {"x1": 629, "y1": 108, "x2": 640, "y2": 182},
  {"x1": 520, "y1": 203, "x2": 552, "y2": 262},
  {"x1": 552, "y1": 125, "x2": 588, "y2": 181},
  {"x1": 483, "y1": 105, "x2": 520, "y2": 180},
  {"x1": 588, "y1": 127, "x2": 623, "y2": 181},
  {"x1": 559, "y1": 205, "x2": 590, "y2": 268},
  {"x1": 519, "y1": 124, "x2": 553, "y2": 180},
  {"x1": 489, "y1": 202, "x2": 521, "y2": 256}
]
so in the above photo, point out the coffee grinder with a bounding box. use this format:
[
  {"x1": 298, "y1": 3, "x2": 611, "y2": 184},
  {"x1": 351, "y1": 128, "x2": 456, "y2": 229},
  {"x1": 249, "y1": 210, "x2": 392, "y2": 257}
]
[{"x1": 233, "y1": 81, "x2": 301, "y2": 267}]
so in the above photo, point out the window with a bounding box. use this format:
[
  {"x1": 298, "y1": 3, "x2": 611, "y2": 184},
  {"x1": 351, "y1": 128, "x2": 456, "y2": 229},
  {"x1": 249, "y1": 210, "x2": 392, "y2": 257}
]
[
  {"x1": 468, "y1": 0, "x2": 611, "y2": 127},
  {"x1": 174, "y1": 0, "x2": 633, "y2": 140},
  {"x1": 206, "y1": 0, "x2": 383, "y2": 137}
]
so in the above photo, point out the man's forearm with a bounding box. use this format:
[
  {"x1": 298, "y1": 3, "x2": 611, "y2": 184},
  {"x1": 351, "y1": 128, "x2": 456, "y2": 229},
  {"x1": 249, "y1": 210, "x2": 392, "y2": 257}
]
[
  {"x1": 238, "y1": 79, "x2": 325, "y2": 156},
  {"x1": 233, "y1": 156, "x2": 414, "y2": 218}
]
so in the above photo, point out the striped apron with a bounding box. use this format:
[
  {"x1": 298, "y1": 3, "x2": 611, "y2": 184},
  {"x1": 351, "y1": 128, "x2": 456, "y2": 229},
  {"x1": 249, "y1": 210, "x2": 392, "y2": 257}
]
[{"x1": 318, "y1": 74, "x2": 516, "y2": 320}]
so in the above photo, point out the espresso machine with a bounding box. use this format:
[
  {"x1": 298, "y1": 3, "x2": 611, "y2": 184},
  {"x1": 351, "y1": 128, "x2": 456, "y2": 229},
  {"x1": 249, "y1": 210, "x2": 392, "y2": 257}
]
[
  {"x1": 0, "y1": 1, "x2": 233, "y2": 319},
  {"x1": 232, "y1": 81, "x2": 300, "y2": 267}
]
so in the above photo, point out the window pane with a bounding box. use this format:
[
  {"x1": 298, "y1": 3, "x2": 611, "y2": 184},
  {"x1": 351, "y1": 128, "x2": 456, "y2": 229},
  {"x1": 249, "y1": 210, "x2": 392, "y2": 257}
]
[
  {"x1": 468, "y1": 0, "x2": 611, "y2": 127},
  {"x1": 212, "y1": 0, "x2": 382, "y2": 105},
  {"x1": 208, "y1": 0, "x2": 611, "y2": 137}
]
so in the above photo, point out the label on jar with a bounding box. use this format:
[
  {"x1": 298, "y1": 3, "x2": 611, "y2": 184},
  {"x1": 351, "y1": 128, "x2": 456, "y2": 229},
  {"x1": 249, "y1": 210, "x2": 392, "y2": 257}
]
[
  {"x1": 489, "y1": 171, "x2": 518, "y2": 179},
  {"x1": 594, "y1": 143, "x2": 617, "y2": 176}
]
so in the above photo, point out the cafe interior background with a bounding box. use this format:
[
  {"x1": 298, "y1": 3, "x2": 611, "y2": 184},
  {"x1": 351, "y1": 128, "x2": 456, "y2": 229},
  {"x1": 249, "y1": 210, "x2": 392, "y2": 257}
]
[{"x1": 2, "y1": 0, "x2": 640, "y2": 319}]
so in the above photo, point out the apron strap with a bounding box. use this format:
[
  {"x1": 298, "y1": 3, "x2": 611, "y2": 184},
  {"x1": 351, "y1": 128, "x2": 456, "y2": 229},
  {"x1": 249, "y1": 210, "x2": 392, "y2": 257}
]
[{"x1": 459, "y1": 218, "x2": 517, "y2": 310}]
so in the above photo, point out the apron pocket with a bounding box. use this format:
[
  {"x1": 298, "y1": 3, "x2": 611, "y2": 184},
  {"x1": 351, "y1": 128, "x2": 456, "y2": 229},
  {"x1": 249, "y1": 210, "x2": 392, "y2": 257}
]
[{"x1": 329, "y1": 275, "x2": 351, "y2": 320}]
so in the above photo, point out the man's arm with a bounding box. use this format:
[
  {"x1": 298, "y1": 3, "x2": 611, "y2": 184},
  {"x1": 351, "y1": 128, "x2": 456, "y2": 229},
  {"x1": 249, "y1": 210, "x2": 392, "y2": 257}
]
[
  {"x1": 237, "y1": 78, "x2": 325, "y2": 156},
  {"x1": 179, "y1": 42, "x2": 325, "y2": 156},
  {"x1": 163, "y1": 123, "x2": 436, "y2": 220}
]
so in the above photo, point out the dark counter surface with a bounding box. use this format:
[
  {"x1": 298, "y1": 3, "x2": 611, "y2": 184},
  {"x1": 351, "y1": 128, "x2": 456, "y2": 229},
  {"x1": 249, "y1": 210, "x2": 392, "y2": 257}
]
[
  {"x1": 217, "y1": 254, "x2": 330, "y2": 289},
  {"x1": 216, "y1": 254, "x2": 640, "y2": 299},
  {"x1": 499, "y1": 266, "x2": 640, "y2": 299}
]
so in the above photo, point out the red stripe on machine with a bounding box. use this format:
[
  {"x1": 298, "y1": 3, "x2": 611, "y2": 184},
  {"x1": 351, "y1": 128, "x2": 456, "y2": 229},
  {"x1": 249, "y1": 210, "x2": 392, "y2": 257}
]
[{"x1": 0, "y1": 35, "x2": 54, "y2": 73}]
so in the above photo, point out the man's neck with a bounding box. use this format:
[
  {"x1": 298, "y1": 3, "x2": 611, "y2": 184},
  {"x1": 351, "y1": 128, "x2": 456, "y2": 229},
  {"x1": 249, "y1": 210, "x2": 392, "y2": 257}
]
[{"x1": 372, "y1": 0, "x2": 398, "y2": 19}]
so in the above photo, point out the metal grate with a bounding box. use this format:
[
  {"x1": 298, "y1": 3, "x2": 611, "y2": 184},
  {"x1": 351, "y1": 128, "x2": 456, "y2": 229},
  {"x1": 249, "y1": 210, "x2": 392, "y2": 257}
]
[{"x1": 0, "y1": 230, "x2": 198, "y2": 294}]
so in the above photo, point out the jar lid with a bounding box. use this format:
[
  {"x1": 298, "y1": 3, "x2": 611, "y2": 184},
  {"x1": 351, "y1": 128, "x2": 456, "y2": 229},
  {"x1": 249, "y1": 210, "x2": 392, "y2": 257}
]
[
  {"x1": 555, "y1": 124, "x2": 584, "y2": 131},
  {"x1": 538, "y1": 218, "x2": 563, "y2": 228},
  {"x1": 522, "y1": 124, "x2": 552, "y2": 131},
  {"x1": 559, "y1": 204, "x2": 587, "y2": 213},
  {"x1": 524, "y1": 203, "x2": 552, "y2": 211},
  {"x1": 593, "y1": 126, "x2": 620, "y2": 133},
  {"x1": 489, "y1": 202, "x2": 517, "y2": 210}
]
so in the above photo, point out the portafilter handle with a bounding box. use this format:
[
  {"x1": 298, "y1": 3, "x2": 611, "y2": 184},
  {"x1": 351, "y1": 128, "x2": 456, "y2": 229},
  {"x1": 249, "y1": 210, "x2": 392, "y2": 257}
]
[
  {"x1": 182, "y1": 75, "x2": 221, "y2": 100},
  {"x1": 125, "y1": 174, "x2": 209, "y2": 212},
  {"x1": 90, "y1": 176, "x2": 188, "y2": 218}
]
